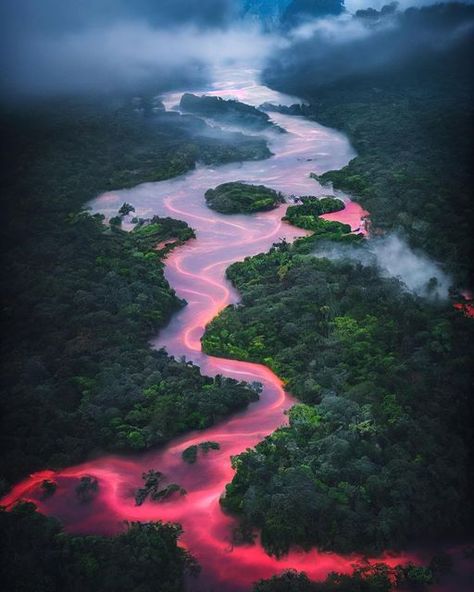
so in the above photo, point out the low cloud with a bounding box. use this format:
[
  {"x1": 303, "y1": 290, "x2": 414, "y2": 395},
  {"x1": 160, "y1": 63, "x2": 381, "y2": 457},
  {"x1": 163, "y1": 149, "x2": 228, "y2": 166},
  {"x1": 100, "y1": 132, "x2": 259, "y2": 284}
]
[
  {"x1": 0, "y1": 0, "x2": 273, "y2": 99},
  {"x1": 315, "y1": 234, "x2": 452, "y2": 300},
  {"x1": 0, "y1": 0, "x2": 237, "y2": 33},
  {"x1": 264, "y1": 3, "x2": 474, "y2": 91},
  {"x1": 1, "y1": 23, "x2": 274, "y2": 98},
  {"x1": 3, "y1": 2, "x2": 473, "y2": 99}
]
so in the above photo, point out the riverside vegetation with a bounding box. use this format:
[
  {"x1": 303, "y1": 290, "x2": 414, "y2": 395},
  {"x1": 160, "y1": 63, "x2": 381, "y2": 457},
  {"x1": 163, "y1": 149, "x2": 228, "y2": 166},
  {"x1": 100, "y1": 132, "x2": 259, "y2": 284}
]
[
  {"x1": 0, "y1": 95, "x2": 274, "y2": 591},
  {"x1": 0, "y1": 98, "x2": 267, "y2": 489},
  {"x1": 212, "y1": 10, "x2": 473, "y2": 557},
  {"x1": 0, "y1": 501, "x2": 199, "y2": 592},
  {"x1": 252, "y1": 559, "x2": 451, "y2": 592},
  {"x1": 282, "y1": 196, "x2": 346, "y2": 232},
  {"x1": 205, "y1": 182, "x2": 284, "y2": 214},
  {"x1": 202, "y1": 211, "x2": 474, "y2": 556},
  {"x1": 2, "y1": 4, "x2": 473, "y2": 588},
  {"x1": 263, "y1": 3, "x2": 474, "y2": 284}
]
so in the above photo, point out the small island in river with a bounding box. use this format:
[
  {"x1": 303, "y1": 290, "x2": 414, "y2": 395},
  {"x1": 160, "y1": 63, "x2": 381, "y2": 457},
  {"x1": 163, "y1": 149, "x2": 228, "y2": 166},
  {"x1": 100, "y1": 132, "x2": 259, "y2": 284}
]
[
  {"x1": 180, "y1": 93, "x2": 281, "y2": 132},
  {"x1": 205, "y1": 182, "x2": 284, "y2": 214}
]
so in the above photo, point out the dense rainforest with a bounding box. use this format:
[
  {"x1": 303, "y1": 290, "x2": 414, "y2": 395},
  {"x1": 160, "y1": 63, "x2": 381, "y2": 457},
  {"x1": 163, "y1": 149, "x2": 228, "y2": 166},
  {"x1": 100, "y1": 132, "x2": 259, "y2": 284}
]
[
  {"x1": 263, "y1": 3, "x2": 474, "y2": 284},
  {"x1": 203, "y1": 232, "x2": 474, "y2": 555},
  {"x1": 205, "y1": 182, "x2": 284, "y2": 214},
  {"x1": 0, "y1": 98, "x2": 266, "y2": 489},
  {"x1": 283, "y1": 196, "x2": 346, "y2": 231},
  {"x1": 1, "y1": 3, "x2": 473, "y2": 590},
  {"x1": 219, "y1": 6, "x2": 474, "y2": 555},
  {"x1": 0, "y1": 502, "x2": 199, "y2": 592},
  {"x1": 252, "y1": 561, "x2": 449, "y2": 592}
]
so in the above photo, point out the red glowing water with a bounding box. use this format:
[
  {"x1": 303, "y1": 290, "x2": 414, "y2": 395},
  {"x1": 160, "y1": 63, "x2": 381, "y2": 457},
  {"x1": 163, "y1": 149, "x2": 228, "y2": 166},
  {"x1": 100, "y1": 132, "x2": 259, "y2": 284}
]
[{"x1": 2, "y1": 69, "x2": 454, "y2": 590}]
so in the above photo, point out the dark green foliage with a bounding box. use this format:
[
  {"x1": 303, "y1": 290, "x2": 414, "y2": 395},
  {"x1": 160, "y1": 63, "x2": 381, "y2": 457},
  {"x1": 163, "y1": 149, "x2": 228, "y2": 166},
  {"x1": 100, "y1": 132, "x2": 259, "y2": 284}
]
[
  {"x1": 203, "y1": 243, "x2": 474, "y2": 556},
  {"x1": 180, "y1": 93, "x2": 278, "y2": 131},
  {"x1": 396, "y1": 564, "x2": 433, "y2": 589},
  {"x1": 254, "y1": 570, "x2": 318, "y2": 592},
  {"x1": 294, "y1": 196, "x2": 345, "y2": 215},
  {"x1": 1, "y1": 204, "x2": 257, "y2": 483},
  {"x1": 0, "y1": 502, "x2": 198, "y2": 592},
  {"x1": 109, "y1": 365, "x2": 257, "y2": 452},
  {"x1": 182, "y1": 445, "x2": 199, "y2": 464},
  {"x1": 253, "y1": 562, "x2": 435, "y2": 592},
  {"x1": 109, "y1": 215, "x2": 123, "y2": 226},
  {"x1": 205, "y1": 182, "x2": 284, "y2": 214},
  {"x1": 283, "y1": 196, "x2": 348, "y2": 233},
  {"x1": 240, "y1": 8, "x2": 474, "y2": 554},
  {"x1": 314, "y1": 82, "x2": 473, "y2": 283},
  {"x1": 253, "y1": 565, "x2": 392, "y2": 592},
  {"x1": 0, "y1": 99, "x2": 269, "y2": 204},
  {"x1": 131, "y1": 215, "x2": 194, "y2": 252},
  {"x1": 264, "y1": 4, "x2": 474, "y2": 282},
  {"x1": 0, "y1": 100, "x2": 261, "y2": 486}
]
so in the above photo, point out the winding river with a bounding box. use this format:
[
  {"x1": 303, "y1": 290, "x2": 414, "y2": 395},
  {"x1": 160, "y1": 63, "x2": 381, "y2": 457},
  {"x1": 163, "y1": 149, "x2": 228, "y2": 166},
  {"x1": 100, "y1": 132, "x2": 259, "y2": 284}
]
[{"x1": 3, "y1": 67, "x2": 430, "y2": 591}]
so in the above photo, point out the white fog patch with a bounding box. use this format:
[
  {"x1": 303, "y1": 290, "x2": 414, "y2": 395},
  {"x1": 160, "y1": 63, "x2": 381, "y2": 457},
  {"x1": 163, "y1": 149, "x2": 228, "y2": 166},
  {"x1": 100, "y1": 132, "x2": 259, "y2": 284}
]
[
  {"x1": 315, "y1": 234, "x2": 452, "y2": 300},
  {"x1": 374, "y1": 234, "x2": 451, "y2": 299}
]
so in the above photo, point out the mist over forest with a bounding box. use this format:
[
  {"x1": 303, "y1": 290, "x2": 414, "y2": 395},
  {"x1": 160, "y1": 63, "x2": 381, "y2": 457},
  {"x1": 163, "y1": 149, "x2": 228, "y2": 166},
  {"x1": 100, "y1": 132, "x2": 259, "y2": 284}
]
[{"x1": 264, "y1": 2, "x2": 474, "y2": 90}]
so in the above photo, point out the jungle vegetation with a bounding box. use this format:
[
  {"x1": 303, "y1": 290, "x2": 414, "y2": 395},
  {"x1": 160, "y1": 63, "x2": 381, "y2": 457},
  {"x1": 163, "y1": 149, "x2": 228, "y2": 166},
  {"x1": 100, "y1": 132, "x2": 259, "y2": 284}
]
[
  {"x1": 263, "y1": 3, "x2": 474, "y2": 283},
  {"x1": 0, "y1": 97, "x2": 265, "y2": 488},
  {"x1": 203, "y1": 239, "x2": 474, "y2": 556},
  {"x1": 283, "y1": 196, "x2": 346, "y2": 231},
  {"x1": 252, "y1": 559, "x2": 450, "y2": 592},
  {"x1": 205, "y1": 182, "x2": 284, "y2": 214},
  {"x1": 0, "y1": 502, "x2": 198, "y2": 592}
]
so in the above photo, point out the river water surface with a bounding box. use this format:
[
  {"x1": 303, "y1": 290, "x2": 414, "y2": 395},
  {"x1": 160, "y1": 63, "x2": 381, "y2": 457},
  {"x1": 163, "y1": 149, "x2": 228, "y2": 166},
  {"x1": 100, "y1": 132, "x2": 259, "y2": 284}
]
[{"x1": 4, "y1": 68, "x2": 441, "y2": 591}]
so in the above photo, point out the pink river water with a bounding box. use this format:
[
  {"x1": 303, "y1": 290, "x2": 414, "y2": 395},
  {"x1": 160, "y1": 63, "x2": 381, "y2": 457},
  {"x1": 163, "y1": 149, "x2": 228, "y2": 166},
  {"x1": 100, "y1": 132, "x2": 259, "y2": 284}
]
[{"x1": 2, "y1": 68, "x2": 471, "y2": 590}]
